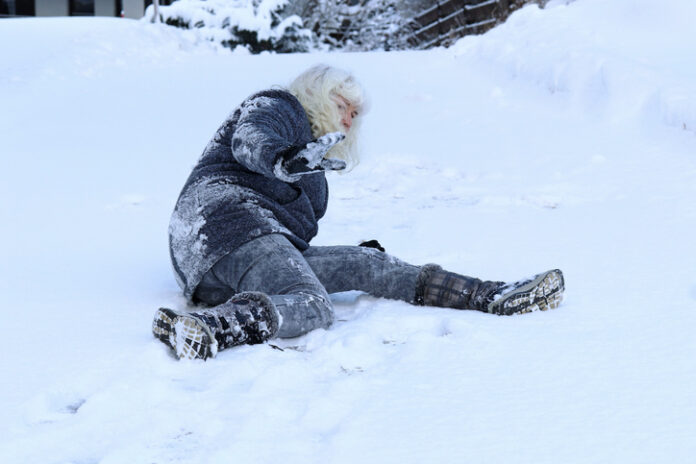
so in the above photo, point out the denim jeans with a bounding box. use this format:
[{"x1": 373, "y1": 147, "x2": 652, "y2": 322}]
[{"x1": 193, "y1": 234, "x2": 422, "y2": 338}]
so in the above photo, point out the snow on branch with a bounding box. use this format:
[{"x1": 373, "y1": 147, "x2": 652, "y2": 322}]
[{"x1": 145, "y1": 0, "x2": 312, "y2": 53}]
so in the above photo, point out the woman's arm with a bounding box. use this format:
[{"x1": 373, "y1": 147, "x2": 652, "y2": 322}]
[
  {"x1": 231, "y1": 93, "x2": 304, "y2": 178},
  {"x1": 230, "y1": 92, "x2": 346, "y2": 182}
]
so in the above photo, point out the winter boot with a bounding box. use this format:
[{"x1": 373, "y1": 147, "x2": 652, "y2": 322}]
[
  {"x1": 152, "y1": 292, "x2": 280, "y2": 360},
  {"x1": 415, "y1": 265, "x2": 564, "y2": 316}
]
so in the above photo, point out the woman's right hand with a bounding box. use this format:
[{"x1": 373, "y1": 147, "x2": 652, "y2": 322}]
[
  {"x1": 295, "y1": 132, "x2": 346, "y2": 169},
  {"x1": 276, "y1": 132, "x2": 347, "y2": 181}
]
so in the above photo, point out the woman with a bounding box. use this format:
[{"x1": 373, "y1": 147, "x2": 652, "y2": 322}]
[{"x1": 153, "y1": 65, "x2": 565, "y2": 360}]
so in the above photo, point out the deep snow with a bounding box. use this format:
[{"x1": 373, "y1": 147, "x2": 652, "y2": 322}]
[{"x1": 1, "y1": 1, "x2": 696, "y2": 462}]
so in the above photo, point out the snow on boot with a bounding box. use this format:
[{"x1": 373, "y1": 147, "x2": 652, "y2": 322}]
[
  {"x1": 152, "y1": 292, "x2": 280, "y2": 360},
  {"x1": 488, "y1": 269, "x2": 565, "y2": 315},
  {"x1": 415, "y1": 265, "x2": 564, "y2": 316}
]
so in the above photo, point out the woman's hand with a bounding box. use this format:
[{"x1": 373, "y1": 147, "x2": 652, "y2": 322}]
[
  {"x1": 295, "y1": 132, "x2": 346, "y2": 170},
  {"x1": 275, "y1": 132, "x2": 347, "y2": 181}
]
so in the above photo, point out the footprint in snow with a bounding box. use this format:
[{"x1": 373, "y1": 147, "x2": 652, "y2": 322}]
[
  {"x1": 105, "y1": 194, "x2": 145, "y2": 210},
  {"x1": 25, "y1": 392, "x2": 87, "y2": 424}
]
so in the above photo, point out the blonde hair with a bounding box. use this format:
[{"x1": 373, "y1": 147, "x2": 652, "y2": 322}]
[{"x1": 287, "y1": 64, "x2": 367, "y2": 171}]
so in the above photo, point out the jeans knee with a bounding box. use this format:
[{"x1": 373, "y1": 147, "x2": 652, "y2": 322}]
[
  {"x1": 270, "y1": 289, "x2": 334, "y2": 338},
  {"x1": 309, "y1": 291, "x2": 334, "y2": 329}
]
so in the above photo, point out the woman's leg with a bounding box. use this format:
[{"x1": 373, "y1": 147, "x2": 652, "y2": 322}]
[
  {"x1": 302, "y1": 245, "x2": 565, "y2": 316},
  {"x1": 159, "y1": 238, "x2": 564, "y2": 359},
  {"x1": 302, "y1": 245, "x2": 422, "y2": 303},
  {"x1": 195, "y1": 234, "x2": 333, "y2": 339}
]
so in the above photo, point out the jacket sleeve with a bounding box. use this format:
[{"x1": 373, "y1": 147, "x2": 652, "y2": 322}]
[{"x1": 230, "y1": 93, "x2": 307, "y2": 178}]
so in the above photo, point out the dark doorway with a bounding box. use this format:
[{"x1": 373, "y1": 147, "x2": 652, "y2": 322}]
[
  {"x1": 0, "y1": 0, "x2": 11, "y2": 15},
  {"x1": 1, "y1": 0, "x2": 35, "y2": 16},
  {"x1": 70, "y1": 0, "x2": 94, "y2": 16}
]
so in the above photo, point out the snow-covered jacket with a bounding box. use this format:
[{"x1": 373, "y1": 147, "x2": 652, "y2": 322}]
[{"x1": 169, "y1": 89, "x2": 328, "y2": 301}]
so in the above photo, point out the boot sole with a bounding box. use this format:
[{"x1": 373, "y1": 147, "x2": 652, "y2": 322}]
[
  {"x1": 488, "y1": 269, "x2": 565, "y2": 316},
  {"x1": 152, "y1": 308, "x2": 217, "y2": 360}
]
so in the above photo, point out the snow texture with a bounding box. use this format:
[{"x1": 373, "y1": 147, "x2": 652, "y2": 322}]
[{"x1": 1, "y1": 1, "x2": 696, "y2": 462}]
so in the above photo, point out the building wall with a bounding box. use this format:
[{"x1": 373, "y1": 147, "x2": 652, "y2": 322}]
[
  {"x1": 95, "y1": 0, "x2": 115, "y2": 16},
  {"x1": 35, "y1": 0, "x2": 69, "y2": 16},
  {"x1": 122, "y1": 0, "x2": 143, "y2": 19},
  {"x1": 20, "y1": 0, "x2": 145, "y2": 18}
]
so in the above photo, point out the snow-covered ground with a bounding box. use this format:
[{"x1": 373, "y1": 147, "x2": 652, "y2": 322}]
[{"x1": 1, "y1": 0, "x2": 696, "y2": 462}]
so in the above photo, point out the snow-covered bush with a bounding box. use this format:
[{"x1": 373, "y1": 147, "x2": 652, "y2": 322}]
[
  {"x1": 146, "y1": 0, "x2": 539, "y2": 53},
  {"x1": 284, "y1": 0, "x2": 416, "y2": 51},
  {"x1": 146, "y1": 0, "x2": 312, "y2": 53}
]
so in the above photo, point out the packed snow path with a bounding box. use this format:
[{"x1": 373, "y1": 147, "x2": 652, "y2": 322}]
[{"x1": 1, "y1": 1, "x2": 695, "y2": 462}]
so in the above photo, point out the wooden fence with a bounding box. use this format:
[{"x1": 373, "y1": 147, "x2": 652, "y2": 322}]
[{"x1": 406, "y1": 0, "x2": 531, "y2": 49}]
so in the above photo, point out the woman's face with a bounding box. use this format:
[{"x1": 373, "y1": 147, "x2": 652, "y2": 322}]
[{"x1": 333, "y1": 95, "x2": 359, "y2": 132}]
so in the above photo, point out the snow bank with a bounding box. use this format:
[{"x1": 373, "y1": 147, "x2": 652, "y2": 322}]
[
  {"x1": 0, "y1": 17, "x2": 218, "y2": 85},
  {"x1": 452, "y1": 0, "x2": 696, "y2": 133}
]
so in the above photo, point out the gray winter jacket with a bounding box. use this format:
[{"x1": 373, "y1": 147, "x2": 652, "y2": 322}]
[{"x1": 169, "y1": 89, "x2": 328, "y2": 301}]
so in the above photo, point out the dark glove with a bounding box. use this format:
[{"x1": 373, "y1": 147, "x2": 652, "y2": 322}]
[
  {"x1": 275, "y1": 132, "x2": 346, "y2": 182},
  {"x1": 359, "y1": 239, "x2": 385, "y2": 253}
]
